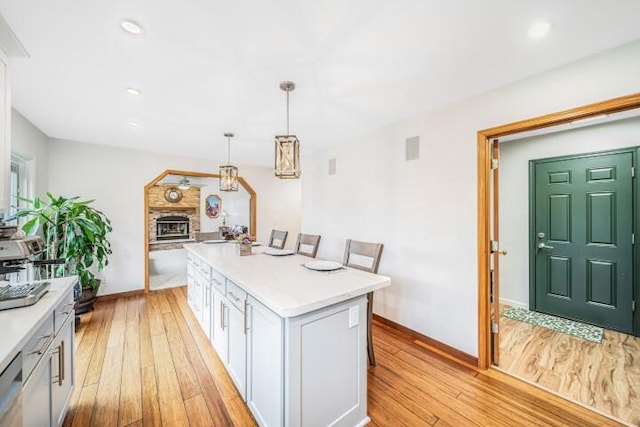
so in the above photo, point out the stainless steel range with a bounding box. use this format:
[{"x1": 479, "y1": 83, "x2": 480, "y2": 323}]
[{"x1": 156, "y1": 215, "x2": 190, "y2": 240}]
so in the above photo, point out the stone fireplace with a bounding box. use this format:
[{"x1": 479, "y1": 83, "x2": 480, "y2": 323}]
[
  {"x1": 147, "y1": 184, "x2": 202, "y2": 251},
  {"x1": 156, "y1": 215, "x2": 190, "y2": 240},
  {"x1": 149, "y1": 210, "x2": 200, "y2": 251}
]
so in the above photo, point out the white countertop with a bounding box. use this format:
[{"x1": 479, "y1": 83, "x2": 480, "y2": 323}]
[
  {"x1": 0, "y1": 276, "x2": 78, "y2": 374},
  {"x1": 185, "y1": 243, "x2": 390, "y2": 318}
]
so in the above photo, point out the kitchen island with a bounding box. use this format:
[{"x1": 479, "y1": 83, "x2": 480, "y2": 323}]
[{"x1": 184, "y1": 243, "x2": 390, "y2": 427}]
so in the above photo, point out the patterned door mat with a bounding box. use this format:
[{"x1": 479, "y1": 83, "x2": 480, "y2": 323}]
[{"x1": 501, "y1": 307, "x2": 604, "y2": 343}]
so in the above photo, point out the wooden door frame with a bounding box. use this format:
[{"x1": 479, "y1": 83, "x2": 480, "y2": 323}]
[
  {"x1": 477, "y1": 92, "x2": 640, "y2": 369},
  {"x1": 144, "y1": 169, "x2": 257, "y2": 293}
]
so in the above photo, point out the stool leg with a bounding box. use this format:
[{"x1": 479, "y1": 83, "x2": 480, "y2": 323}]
[{"x1": 366, "y1": 292, "x2": 376, "y2": 366}]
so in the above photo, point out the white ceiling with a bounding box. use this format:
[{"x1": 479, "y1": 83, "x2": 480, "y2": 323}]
[{"x1": 1, "y1": 0, "x2": 640, "y2": 167}]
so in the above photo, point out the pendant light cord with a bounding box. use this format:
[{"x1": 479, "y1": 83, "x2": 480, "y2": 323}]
[
  {"x1": 227, "y1": 135, "x2": 231, "y2": 164},
  {"x1": 286, "y1": 90, "x2": 290, "y2": 135}
]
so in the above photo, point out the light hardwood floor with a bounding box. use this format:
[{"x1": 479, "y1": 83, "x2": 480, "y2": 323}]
[
  {"x1": 63, "y1": 287, "x2": 623, "y2": 426},
  {"x1": 499, "y1": 312, "x2": 640, "y2": 426}
]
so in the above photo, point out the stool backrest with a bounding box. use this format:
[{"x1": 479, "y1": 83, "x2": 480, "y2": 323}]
[
  {"x1": 294, "y1": 233, "x2": 321, "y2": 258},
  {"x1": 342, "y1": 239, "x2": 383, "y2": 274}
]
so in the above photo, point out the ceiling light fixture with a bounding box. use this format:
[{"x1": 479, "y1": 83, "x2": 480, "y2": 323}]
[
  {"x1": 219, "y1": 132, "x2": 239, "y2": 192},
  {"x1": 177, "y1": 176, "x2": 191, "y2": 191},
  {"x1": 121, "y1": 20, "x2": 143, "y2": 35},
  {"x1": 128, "y1": 121, "x2": 140, "y2": 127},
  {"x1": 126, "y1": 87, "x2": 142, "y2": 96},
  {"x1": 274, "y1": 81, "x2": 301, "y2": 179},
  {"x1": 528, "y1": 21, "x2": 551, "y2": 38}
]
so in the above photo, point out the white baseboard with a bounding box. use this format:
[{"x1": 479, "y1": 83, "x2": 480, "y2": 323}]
[{"x1": 500, "y1": 298, "x2": 528, "y2": 310}]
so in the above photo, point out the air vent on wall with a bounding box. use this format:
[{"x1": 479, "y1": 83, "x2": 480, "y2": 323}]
[
  {"x1": 328, "y1": 158, "x2": 337, "y2": 175},
  {"x1": 406, "y1": 136, "x2": 420, "y2": 161}
]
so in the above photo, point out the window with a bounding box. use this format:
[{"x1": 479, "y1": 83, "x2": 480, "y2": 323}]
[
  {"x1": 7, "y1": 155, "x2": 32, "y2": 283},
  {"x1": 8, "y1": 156, "x2": 27, "y2": 225}
]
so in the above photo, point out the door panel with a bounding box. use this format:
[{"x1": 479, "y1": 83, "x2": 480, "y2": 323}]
[{"x1": 533, "y1": 151, "x2": 634, "y2": 333}]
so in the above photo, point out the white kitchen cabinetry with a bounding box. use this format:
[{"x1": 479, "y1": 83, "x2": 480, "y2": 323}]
[
  {"x1": 211, "y1": 288, "x2": 228, "y2": 360},
  {"x1": 200, "y1": 263, "x2": 212, "y2": 340},
  {"x1": 184, "y1": 245, "x2": 389, "y2": 427},
  {"x1": 225, "y1": 289, "x2": 246, "y2": 399},
  {"x1": 51, "y1": 315, "x2": 74, "y2": 427},
  {"x1": 246, "y1": 295, "x2": 283, "y2": 427},
  {"x1": 18, "y1": 282, "x2": 76, "y2": 427},
  {"x1": 22, "y1": 347, "x2": 52, "y2": 427}
]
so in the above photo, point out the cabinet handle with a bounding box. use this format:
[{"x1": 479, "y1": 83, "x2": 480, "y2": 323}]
[
  {"x1": 62, "y1": 302, "x2": 75, "y2": 315},
  {"x1": 213, "y1": 278, "x2": 222, "y2": 287},
  {"x1": 228, "y1": 291, "x2": 242, "y2": 304},
  {"x1": 59, "y1": 340, "x2": 65, "y2": 384},
  {"x1": 223, "y1": 304, "x2": 228, "y2": 329},
  {"x1": 220, "y1": 300, "x2": 224, "y2": 330},
  {"x1": 244, "y1": 301, "x2": 250, "y2": 334},
  {"x1": 28, "y1": 334, "x2": 52, "y2": 355},
  {"x1": 51, "y1": 344, "x2": 63, "y2": 386}
]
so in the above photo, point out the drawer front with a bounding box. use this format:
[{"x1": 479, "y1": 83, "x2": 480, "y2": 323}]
[
  {"x1": 211, "y1": 269, "x2": 226, "y2": 293},
  {"x1": 54, "y1": 288, "x2": 75, "y2": 335},
  {"x1": 192, "y1": 256, "x2": 202, "y2": 270},
  {"x1": 200, "y1": 263, "x2": 211, "y2": 281},
  {"x1": 226, "y1": 280, "x2": 246, "y2": 312},
  {"x1": 22, "y1": 315, "x2": 54, "y2": 382}
]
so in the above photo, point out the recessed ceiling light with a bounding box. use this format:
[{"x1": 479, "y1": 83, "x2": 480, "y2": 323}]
[
  {"x1": 128, "y1": 121, "x2": 141, "y2": 128},
  {"x1": 121, "y1": 20, "x2": 143, "y2": 35},
  {"x1": 126, "y1": 87, "x2": 142, "y2": 96},
  {"x1": 528, "y1": 21, "x2": 551, "y2": 38}
]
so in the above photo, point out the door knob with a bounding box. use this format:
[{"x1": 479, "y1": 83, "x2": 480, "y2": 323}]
[
  {"x1": 537, "y1": 242, "x2": 554, "y2": 250},
  {"x1": 499, "y1": 249, "x2": 508, "y2": 255}
]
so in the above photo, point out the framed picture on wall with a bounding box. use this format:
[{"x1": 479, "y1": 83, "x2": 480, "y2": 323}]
[{"x1": 205, "y1": 194, "x2": 222, "y2": 218}]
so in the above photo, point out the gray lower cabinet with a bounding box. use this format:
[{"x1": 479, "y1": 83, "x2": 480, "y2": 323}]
[
  {"x1": 51, "y1": 316, "x2": 74, "y2": 427},
  {"x1": 186, "y1": 251, "x2": 369, "y2": 427},
  {"x1": 226, "y1": 301, "x2": 247, "y2": 399},
  {"x1": 202, "y1": 279, "x2": 212, "y2": 340},
  {"x1": 22, "y1": 287, "x2": 76, "y2": 427},
  {"x1": 246, "y1": 296, "x2": 283, "y2": 427},
  {"x1": 22, "y1": 351, "x2": 52, "y2": 427},
  {"x1": 211, "y1": 289, "x2": 228, "y2": 361}
]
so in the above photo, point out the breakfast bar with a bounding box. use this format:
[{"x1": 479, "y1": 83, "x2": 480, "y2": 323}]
[{"x1": 184, "y1": 242, "x2": 390, "y2": 427}]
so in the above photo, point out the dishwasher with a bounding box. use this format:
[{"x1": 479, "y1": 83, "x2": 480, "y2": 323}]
[{"x1": 0, "y1": 352, "x2": 22, "y2": 427}]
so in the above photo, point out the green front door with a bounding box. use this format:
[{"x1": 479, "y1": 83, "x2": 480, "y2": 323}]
[{"x1": 532, "y1": 151, "x2": 634, "y2": 333}]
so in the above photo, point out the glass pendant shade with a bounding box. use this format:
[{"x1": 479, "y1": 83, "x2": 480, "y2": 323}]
[
  {"x1": 219, "y1": 164, "x2": 238, "y2": 191},
  {"x1": 274, "y1": 135, "x2": 300, "y2": 178}
]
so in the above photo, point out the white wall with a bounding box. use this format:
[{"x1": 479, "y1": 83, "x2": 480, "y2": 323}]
[
  {"x1": 11, "y1": 108, "x2": 49, "y2": 199},
  {"x1": 48, "y1": 139, "x2": 301, "y2": 295},
  {"x1": 499, "y1": 116, "x2": 640, "y2": 308},
  {"x1": 199, "y1": 181, "x2": 250, "y2": 234},
  {"x1": 301, "y1": 40, "x2": 640, "y2": 357}
]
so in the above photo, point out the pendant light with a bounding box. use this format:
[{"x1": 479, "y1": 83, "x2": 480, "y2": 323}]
[
  {"x1": 219, "y1": 132, "x2": 239, "y2": 191},
  {"x1": 275, "y1": 81, "x2": 301, "y2": 178}
]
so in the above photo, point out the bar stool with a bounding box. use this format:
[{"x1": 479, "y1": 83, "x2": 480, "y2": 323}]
[
  {"x1": 268, "y1": 229, "x2": 289, "y2": 249},
  {"x1": 294, "y1": 233, "x2": 321, "y2": 258},
  {"x1": 343, "y1": 239, "x2": 384, "y2": 366}
]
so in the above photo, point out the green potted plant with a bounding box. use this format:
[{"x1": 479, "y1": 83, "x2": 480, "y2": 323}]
[{"x1": 16, "y1": 193, "x2": 113, "y2": 313}]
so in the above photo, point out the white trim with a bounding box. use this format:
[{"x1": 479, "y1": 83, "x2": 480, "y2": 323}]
[{"x1": 499, "y1": 297, "x2": 528, "y2": 310}]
